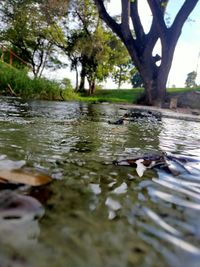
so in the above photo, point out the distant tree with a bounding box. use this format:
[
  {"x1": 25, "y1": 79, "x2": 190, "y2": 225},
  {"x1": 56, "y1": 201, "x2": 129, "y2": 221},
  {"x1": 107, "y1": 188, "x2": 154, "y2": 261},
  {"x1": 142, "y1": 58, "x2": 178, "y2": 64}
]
[
  {"x1": 185, "y1": 71, "x2": 197, "y2": 88},
  {"x1": 112, "y1": 62, "x2": 132, "y2": 89},
  {"x1": 109, "y1": 37, "x2": 133, "y2": 89},
  {"x1": 64, "y1": 0, "x2": 109, "y2": 94},
  {"x1": 94, "y1": 0, "x2": 199, "y2": 106},
  {"x1": 65, "y1": 23, "x2": 114, "y2": 94},
  {"x1": 65, "y1": 0, "x2": 132, "y2": 94},
  {"x1": 131, "y1": 70, "x2": 144, "y2": 88}
]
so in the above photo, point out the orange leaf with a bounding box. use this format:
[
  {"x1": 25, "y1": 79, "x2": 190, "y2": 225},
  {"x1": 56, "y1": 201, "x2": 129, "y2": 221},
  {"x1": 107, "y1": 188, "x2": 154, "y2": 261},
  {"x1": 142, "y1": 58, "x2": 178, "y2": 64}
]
[{"x1": 0, "y1": 170, "x2": 52, "y2": 186}]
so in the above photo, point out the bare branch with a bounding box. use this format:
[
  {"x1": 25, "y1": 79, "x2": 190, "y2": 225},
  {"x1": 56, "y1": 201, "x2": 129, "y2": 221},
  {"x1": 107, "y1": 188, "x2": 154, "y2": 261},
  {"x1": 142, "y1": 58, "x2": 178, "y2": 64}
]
[
  {"x1": 121, "y1": 0, "x2": 129, "y2": 27},
  {"x1": 146, "y1": 0, "x2": 167, "y2": 40},
  {"x1": 75, "y1": 11, "x2": 91, "y2": 36},
  {"x1": 130, "y1": 0, "x2": 145, "y2": 41},
  {"x1": 94, "y1": 0, "x2": 136, "y2": 56},
  {"x1": 93, "y1": 0, "x2": 123, "y2": 39}
]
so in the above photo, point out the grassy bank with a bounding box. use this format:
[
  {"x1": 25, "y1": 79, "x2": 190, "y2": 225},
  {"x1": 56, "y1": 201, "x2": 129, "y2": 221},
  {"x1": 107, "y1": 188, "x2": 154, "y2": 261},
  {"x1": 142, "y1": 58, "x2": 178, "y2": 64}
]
[
  {"x1": 78, "y1": 88, "x2": 143, "y2": 103},
  {"x1": 79, "y1": 87, "x2": 200, "y2": 104},
  {"x1": 1, "y1": 61, "x2": 200, "y2": 104},
  {"x1": 0, "y1": 62, "x2": 78, "y2": 100}
]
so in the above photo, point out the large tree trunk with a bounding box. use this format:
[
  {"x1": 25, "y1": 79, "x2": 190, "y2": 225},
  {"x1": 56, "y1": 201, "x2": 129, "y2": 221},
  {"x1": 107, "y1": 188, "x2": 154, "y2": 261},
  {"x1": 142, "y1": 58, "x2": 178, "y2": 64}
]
[
  {"x1": 142, "y1": 76, "x2": 167, "y2": 106},
  {"x1": 94, "y1": 0, "x2": 199, "y2": 107},
  {"x1": 137, "y1": 45, "x2": 173, "y2": 106}
]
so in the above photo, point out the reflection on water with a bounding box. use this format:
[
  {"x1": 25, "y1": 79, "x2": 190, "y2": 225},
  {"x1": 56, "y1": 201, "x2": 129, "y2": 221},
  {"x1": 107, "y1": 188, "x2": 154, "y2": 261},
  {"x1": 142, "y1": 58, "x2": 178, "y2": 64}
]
[
  {"x1": 159, "y1": 117, "x2": 200, "y2": 156},
  {"x1": 0, "y1": 97, "x2": 200, "y2": 267}
]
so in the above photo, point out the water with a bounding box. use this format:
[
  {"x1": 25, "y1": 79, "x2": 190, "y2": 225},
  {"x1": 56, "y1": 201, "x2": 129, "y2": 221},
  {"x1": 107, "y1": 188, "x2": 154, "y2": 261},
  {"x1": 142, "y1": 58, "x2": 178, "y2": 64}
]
[{"x1": 0, "y1": 97, "x2": 200, "y2": 267}]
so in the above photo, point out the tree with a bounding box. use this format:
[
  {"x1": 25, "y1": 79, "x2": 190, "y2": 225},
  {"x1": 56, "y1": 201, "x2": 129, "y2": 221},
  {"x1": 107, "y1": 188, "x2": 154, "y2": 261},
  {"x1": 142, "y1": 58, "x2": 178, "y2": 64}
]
[
  {"x1": 109, "y1": 36, "x2": 134, "y2": 89},
  {"x1": 65, "y1": 0, "x2": 128, "y2": 94},
  {"x1": 94, "y1": 0, "x2": 199, "y2": 106},
  {"x1": 0, "y1": 0, "x2": 67, "y2": 77},
  {"x1": 64, "y1": 0, "x2": 104, "y2": 93},
  {"x1": 112, "y1": 61, "x2": 133, "y2": 89},
  {"x1": 185, "y1": 71, "x2": 197, "y2": 88}
]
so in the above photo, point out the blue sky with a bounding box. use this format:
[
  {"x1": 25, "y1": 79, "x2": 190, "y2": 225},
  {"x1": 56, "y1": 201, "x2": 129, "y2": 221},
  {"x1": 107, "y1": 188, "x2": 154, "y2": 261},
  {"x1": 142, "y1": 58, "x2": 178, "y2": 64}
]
[{"x1": 166, "y1": 0, "x2": 200, "y2": 86}]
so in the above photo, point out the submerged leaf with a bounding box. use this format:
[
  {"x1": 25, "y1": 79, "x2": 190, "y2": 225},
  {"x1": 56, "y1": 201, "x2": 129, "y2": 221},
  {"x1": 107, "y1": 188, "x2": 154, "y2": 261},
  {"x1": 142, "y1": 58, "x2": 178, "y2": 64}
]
[{"x1": 0, "y1": 169, "x2": 52, "y2": 186}]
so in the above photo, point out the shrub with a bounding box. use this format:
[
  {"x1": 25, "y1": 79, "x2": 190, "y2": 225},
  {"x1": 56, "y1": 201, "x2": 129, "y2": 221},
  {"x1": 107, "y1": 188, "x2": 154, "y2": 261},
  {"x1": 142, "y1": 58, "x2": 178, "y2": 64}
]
[{"x1": 0, "y1": 62, "x2": 79, "y2": 100}]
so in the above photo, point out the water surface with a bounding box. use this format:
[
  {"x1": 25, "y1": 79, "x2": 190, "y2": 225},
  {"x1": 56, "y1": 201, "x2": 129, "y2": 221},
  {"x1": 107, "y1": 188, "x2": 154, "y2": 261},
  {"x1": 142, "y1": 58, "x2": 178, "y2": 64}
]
[{"x1": 0, "y1": 97, "x2": 200, "y2": 267}]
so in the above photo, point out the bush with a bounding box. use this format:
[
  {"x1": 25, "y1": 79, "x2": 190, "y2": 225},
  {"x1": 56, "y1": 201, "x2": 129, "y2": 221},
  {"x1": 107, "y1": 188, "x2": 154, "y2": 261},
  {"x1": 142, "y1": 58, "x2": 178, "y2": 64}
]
[
  {"x1": 61, "y1": 78, "x2": 74, "y2": 90},
  {"x1": 0, "y1": 62, "x2": 79, "y2": 100}
]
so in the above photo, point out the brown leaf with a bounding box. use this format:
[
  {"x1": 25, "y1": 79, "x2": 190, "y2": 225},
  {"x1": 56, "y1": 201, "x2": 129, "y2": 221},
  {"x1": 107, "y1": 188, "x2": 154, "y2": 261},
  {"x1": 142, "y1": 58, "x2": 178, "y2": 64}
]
[{"x1": 0, "y1": 170, "x2": 52, "y2": 186}]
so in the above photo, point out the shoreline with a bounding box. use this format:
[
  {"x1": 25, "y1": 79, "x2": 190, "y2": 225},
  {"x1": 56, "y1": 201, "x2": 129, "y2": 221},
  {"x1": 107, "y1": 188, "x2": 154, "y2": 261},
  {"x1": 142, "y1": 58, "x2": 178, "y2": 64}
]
[{"x1": 115, "y1": 104, "x2": 200, "y2": 122}]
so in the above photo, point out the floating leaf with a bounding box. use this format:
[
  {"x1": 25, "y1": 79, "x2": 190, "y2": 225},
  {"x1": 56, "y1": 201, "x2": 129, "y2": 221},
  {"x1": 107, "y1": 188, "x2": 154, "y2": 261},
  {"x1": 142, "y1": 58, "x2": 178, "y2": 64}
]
[
  {"x1": 0, "y1": 169, "x2": 52, "y2": 186},
  {"x1": 135, "y1": 159, "x2": 147, "y2": 177}
]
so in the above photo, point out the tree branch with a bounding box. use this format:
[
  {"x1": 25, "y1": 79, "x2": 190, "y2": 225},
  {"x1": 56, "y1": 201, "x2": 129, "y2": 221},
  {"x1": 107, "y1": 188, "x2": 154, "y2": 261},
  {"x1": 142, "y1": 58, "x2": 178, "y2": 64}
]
[
  {"x1": 130, "y1": 0, "x2": 145, "y2": 41},
  {"x1": 75, "y1": 11, "x2": 91, "y2": 36},
  {"x1": 146, "y1": 0, "x2": 167, "y2": 40},
  {"x1": 121, "y1": 0, "x2": 129, "y2": 27},
  {"x1": 170, "y1": 0, "x2": 199, "y2": 40},
  {"x1": 94, "y1": 0, "x2": 137, "y2": 58},
  {"x1": 93, "y1": 0, "x2": 123, "y2": 39}
]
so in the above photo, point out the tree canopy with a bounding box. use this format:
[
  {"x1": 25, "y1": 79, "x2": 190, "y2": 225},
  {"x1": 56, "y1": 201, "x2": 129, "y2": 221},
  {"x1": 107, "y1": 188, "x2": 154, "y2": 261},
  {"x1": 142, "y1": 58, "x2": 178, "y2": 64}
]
[
  {"x1": 0, "y1": 0, "x2": 134, "y2": 93},
  {"x1": 0, "y1": 0, "x2": 68, "y2": 77},
  {"x1": 62, "y1": 0, "x2": 133, "y2": 93}
]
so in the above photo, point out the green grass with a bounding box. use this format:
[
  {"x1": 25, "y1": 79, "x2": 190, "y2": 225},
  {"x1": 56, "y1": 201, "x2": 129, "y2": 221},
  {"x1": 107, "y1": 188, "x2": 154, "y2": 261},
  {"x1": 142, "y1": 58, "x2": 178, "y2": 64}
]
[
  {"x1": 167, "y1": 87, "x2": 200, "y2": 93},
  {"x1": 78, "y1": 88, "x2": 143, "y2": 103},
  {"x1": 1, "y1": 61, "x2": 199, "y2": 103},
  {"x1": 0, "y1": 61, "x2": 79, "y2": 100},
  {"x1": 78, "y1": 87, "x2": 200, "y2": 104}
]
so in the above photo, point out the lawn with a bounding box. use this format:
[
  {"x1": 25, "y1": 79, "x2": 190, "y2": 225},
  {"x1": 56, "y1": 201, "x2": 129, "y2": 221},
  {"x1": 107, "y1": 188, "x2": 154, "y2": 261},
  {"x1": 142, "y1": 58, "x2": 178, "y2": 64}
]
[
  {"x1": 78, "y1": 87, "x2": 200, "y2": 104},
  {"x1": 78, "y1": 88, "x2": 143, "y2": 103}
]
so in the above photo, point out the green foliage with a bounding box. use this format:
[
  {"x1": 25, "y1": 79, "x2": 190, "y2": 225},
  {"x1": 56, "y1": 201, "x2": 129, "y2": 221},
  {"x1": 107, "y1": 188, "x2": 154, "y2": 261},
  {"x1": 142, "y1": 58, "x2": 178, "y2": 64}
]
[
  {"x1": 0, "y1": 46, "x2": 31, "y2": 70},
  {"x1": 65, "y1": 0, "x2": 134, "y2": 94},
  {"x1": 66, "y1": 0, "x2": 112, "y2": 91},
  {"x1": 62, "y1": 88, "x2": 79, "y2": 100},
  {"x1": 61, "y1": 78, "x2": 74, "y2": 90},
  {"x1": 168, "y1": 87, "x2": 200, "y2": 93},
  {"x1": 109, "y1": 37, "x2": 134, "y2": 89},
  {"x1": 0, "y1": 61, "x2": 78, "y2": 100},
  {"x1": 0, "y1": 0, "x2": 66, "y2": 77}
]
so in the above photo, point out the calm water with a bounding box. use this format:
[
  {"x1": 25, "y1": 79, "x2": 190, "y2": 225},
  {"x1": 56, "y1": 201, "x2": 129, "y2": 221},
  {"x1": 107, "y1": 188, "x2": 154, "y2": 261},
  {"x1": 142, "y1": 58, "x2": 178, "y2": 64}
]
[{"x1": 0, "y1": 97, "x2": 200, "y2": 267}]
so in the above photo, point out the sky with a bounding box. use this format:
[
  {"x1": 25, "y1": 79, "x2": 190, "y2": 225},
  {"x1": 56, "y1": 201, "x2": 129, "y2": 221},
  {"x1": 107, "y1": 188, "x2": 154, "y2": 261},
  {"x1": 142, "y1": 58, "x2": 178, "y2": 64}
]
[
  {"x1": 161, "y1": 0, "x2": 200, "y2": 87},
  {"x1": 46, "y1": 0, "x2": 200, "y2": 88}
]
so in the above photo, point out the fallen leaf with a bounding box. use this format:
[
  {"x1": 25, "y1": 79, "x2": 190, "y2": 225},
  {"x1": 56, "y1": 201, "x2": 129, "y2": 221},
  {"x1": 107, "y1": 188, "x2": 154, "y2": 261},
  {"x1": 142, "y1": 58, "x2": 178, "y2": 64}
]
[
  {"x1": 0, "y1": 169, "x2": 52, "y2": 186},
  {"x1": 135, "y1": 159, "x2": 147, "y2": 177}
]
